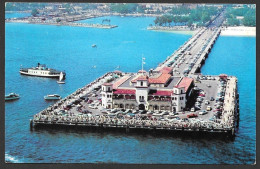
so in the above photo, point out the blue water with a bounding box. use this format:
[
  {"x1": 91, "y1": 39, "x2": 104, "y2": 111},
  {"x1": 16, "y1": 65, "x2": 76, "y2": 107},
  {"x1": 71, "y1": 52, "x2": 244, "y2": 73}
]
[
  {"x1": 5, "y1": 12, "x2": 31, "y2": 19},
  {"x1": 5, "y1": 14, "x2": 255, "y2": 164}
]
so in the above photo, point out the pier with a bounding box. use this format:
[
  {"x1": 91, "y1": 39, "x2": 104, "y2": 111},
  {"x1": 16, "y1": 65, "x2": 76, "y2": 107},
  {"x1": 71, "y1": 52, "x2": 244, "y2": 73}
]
[
  {"x1": 30, "y1": 10, "x2": 239, "y2": 137},
  {"x1": 31, "y1": 72, "x2": 237, "y2": 136}
]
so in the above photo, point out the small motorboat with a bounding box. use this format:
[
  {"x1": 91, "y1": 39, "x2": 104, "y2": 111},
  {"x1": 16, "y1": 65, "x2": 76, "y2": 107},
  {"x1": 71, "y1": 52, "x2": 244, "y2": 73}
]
[
  {"x1": 5, "y1": 93, "x2": 20, "y2": 101},
  {"x1": 44, "y1": 94, "x2": 61, "y2": 100},
  {"x1": 92, "y1": 44, "x2": 97, "y2": 48},
  {"x1": 57, "y1": 72, "x2": 65, "y2": 84}
]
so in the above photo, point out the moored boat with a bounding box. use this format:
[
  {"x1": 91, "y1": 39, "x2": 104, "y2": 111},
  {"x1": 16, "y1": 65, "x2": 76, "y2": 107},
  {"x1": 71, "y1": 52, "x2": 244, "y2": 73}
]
[
  {"x1": 20, "y1": 63, "x2": 66, "y2": 78},
  {"x1": 44, "y1": 94, "x2": 61, "y2": 100},
  {"x1": 57, "y1": 72, "x2": 65, "y2": 84},
  {"x1": 5, "y1": 93, "x2": 20, "y2": 101}
]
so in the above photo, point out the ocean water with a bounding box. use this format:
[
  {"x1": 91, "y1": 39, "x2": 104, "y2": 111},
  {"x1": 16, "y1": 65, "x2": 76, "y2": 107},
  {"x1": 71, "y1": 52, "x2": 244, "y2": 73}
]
[
  {"x1": 5, "y1": 14, "x2": 256, "y2": 164},
  {"x1": 5, "y1": 12, "x2": 31, "y2": 19}
]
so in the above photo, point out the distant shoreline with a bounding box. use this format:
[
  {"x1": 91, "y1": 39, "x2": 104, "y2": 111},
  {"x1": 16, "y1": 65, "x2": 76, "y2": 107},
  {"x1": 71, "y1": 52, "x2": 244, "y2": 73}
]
[
  {"x1": 147, "y1": 26, "x2": 197, "y2": 35},
  {"x1": 5, "y1": 11, "x2": 31, "y2": 13},
  {"x1": 147, "y1": 25, "x2": 256, "y2": 37},
  {"x1": 221, "y1": 26, "x2": 256, "y2": 37}
]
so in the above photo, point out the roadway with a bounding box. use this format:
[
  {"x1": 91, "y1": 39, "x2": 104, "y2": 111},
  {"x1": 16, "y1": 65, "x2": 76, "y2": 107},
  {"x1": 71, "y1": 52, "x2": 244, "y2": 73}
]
[{"x1": 157, "y1": 10, "x2": 226, "y2": 77}]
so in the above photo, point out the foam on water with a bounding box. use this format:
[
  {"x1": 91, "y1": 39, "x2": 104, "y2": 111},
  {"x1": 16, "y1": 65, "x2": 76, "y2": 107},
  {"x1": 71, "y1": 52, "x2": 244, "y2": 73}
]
[{"x1": 5, "y1": 153, "x2": 22, "y2": 163}]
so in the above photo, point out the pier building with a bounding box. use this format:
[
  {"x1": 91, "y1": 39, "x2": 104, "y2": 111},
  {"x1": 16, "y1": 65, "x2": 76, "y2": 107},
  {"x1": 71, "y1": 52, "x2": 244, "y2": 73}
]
[{"x1": 101, "y1": 69, "x2": 194, "y2": 112}]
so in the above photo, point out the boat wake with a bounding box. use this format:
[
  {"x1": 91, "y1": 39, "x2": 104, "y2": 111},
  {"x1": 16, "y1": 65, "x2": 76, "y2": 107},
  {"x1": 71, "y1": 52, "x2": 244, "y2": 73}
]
[{"x1": 5, "y1": 153, "x2": 22, "y2": 163}]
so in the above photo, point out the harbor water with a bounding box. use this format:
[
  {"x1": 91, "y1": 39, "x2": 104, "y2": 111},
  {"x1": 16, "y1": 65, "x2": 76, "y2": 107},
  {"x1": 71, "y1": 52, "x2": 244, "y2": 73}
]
[{"x1": 5, "y1": 13, "x2": 255, "y2": 164}]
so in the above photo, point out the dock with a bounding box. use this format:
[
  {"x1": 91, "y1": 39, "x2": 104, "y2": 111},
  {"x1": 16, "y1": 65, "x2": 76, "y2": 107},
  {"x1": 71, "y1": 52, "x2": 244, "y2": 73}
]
[{"x1": 30, "y1": 10, "x2": 239, "y2": 137}]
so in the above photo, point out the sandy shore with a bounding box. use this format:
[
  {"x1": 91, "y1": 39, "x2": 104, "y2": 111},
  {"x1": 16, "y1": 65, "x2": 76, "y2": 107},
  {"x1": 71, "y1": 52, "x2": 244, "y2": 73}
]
[{"x1": 221, "y1": 26, "x2": 256, "y2": 36}]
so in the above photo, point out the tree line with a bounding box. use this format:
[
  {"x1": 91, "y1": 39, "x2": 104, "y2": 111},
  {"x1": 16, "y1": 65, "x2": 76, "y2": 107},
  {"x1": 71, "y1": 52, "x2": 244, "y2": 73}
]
[
  {"x1": 6, "y1": 2, "x2": 48, "y2": 11},
  {"x1": 225, "y1": 5, "x2": 255, "y2": 27},
  {"x1": 109, "y1": 3, "x2": 144, "y2": 14},
  {"x1": 153, "y1": 6, "x2": 220, "y2": 27}
]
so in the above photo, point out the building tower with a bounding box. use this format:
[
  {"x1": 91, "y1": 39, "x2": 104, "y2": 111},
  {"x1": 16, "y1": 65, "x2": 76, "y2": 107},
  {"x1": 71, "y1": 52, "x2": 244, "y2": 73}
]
[
  {"x1": 135, "y1": 75, "x2": 149, "y2": 110},
  {"x1": 172, "y1": 86, "x2": 186, "y2": 112},
  {"x1": 101, "y1": 83, "x2": 113, "y2": 109}
]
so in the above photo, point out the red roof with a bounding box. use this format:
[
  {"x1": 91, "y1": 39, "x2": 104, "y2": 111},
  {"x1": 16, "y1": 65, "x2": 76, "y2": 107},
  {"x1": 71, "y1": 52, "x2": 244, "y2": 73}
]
[
  {"x1": 138, "y1": 70, "x2": 147, "y2": 73},
  {"x1": 175, "y1": 77, "x2": 193, "y2": 92},
  {"x1": 219, "y1": 74, "x2": 228, "y2": 78},
  {"x1": 103, "y1": 83, "x2": 112, "y2": 86},
  {"x1": 159, "y1": 67, "x2": 173, "y2": 74},
  {"x1": 148, "y1": 73, "x2": 171, "y2": 84},
  {"x1": 114, "y1": 70, "x2": 122, "y2": 73},
  {"x1": 149, "y1": 90, "x2": 173, "y2": 96},
  {"x1": 136, "y1": 75, "x2": 148, "y2": 81},
  {"x1": 113, "y1": 89, "x2": 136, "y2": 95},
  {"x1": 131, "y1": 74, "x2": 147, "y2": 83}
]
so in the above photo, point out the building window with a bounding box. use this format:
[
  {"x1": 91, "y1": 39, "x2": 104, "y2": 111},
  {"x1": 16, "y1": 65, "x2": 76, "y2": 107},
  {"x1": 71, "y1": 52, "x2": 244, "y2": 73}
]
[
  {"x1": 141, "y1": 81, "x2": 143, "y2": 86},
  {"x1": 139, "y1": 96, "x2": 144, "y2": 101}
]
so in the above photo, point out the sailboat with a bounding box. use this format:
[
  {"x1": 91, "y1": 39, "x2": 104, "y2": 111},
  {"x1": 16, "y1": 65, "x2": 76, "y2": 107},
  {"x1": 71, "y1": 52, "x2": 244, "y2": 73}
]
[{"x1": 57, "y1": 72, "x2": 65, "y2": 84}]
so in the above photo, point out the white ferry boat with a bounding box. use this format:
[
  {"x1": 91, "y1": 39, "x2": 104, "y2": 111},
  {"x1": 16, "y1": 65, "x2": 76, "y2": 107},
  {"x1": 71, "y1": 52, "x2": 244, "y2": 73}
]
[
  {"x1": 5, "y1": 93, "x2": 20, "y2": 101},
  {"x1": 19, "y1": 63, "x2": 66, "y2": 78},
  {"x1": 44, "y1": 94, "x2": 61, "y2": 100}
]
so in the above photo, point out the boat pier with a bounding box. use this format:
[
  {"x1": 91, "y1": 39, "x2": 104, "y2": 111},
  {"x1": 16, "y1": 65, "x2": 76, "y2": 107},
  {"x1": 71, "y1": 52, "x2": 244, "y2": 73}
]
[
  {"x1": 31, "y1": 72, "x2": 239, "y2": 137},
  {"x1": 30, "y1": 10, "x2": 239, "y2": 137}
]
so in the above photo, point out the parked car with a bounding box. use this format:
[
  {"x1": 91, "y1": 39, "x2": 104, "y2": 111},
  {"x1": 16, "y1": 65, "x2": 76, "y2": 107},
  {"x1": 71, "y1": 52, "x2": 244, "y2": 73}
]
[
  {"x1": 209, "y1": 116, "x2": 216, "y2": 121},
  {"x1": 187, "y1": 113, "x2": 198, "y2": 118},
  {"x1": 87, "y1": 100, "x2": 93, "y2": 104},
  {"x1": 199, "y1": 110, "x2": 207, "y2": 115},
  {"x1": 191, "y1": 107, "x2": 195, "y2": 112},
  {"x1": 199, "y1": 93, "x2": 206, "y2": 97},
  {"x1": 162, "y1": 111, "x2": 169, "y2": 115},
  {"x1": 89, "y1": 104, "x2": 97, "y2": 109},
  {"x1": 194, "y1": 87, "x2": 200, "y2": 90},
  {"x1": 210, "y1": 97, "x2": 214, "y2": 101},
  {"x1": 206, "y1": 106, "x2": 212, "y2": 111}
]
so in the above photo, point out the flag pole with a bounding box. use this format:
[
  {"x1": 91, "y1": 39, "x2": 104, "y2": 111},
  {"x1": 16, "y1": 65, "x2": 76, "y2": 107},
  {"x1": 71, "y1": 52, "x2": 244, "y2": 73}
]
[{"x1": 142, "y1": 54, "x2": 144, "y2": 75}]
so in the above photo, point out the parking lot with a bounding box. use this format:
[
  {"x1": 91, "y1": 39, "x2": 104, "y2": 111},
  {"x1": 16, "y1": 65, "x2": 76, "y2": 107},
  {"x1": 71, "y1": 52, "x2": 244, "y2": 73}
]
[{"x1": 57, "y1": 74, "x2": 227, "y2": 125}]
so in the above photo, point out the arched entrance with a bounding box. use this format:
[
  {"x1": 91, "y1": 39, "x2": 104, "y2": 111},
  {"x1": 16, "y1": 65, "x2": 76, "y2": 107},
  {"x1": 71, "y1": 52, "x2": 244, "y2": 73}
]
[
  {"x1": 120, "y1": 104, "x2": 124, "y2": 109},
  {"x1": 139, "y1": 104, "x2": 145, "y2": 110}
]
